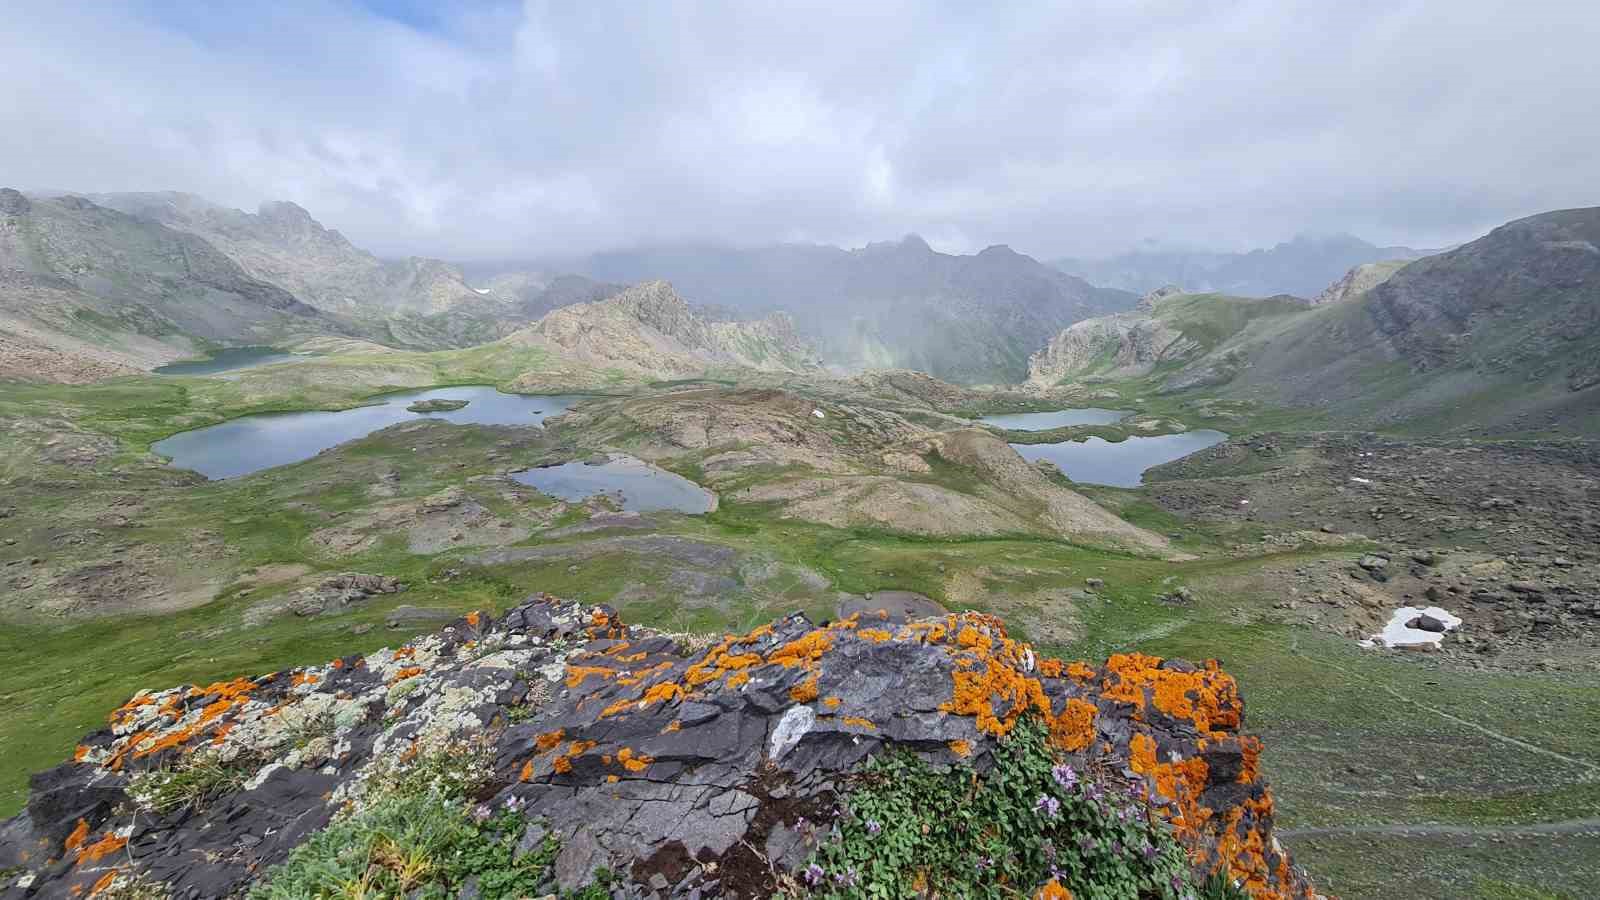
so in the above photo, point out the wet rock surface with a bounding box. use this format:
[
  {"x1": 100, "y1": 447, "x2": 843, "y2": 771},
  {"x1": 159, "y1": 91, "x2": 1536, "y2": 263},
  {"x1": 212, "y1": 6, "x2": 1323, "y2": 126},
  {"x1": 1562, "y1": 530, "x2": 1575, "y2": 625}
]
[{"x1": 0, "y1": 597, "x2": 1312, "y2": 898}]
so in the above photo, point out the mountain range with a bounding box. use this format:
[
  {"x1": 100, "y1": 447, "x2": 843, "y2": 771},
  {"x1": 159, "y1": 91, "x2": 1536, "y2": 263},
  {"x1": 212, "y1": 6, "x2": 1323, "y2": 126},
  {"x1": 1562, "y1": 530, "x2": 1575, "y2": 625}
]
[
  {"x1": 1031, "y1": 208, "x2": 1600, "y2": 434},
  {"x1": 550, "y1": 237, "x2": 1136, "y2": 383},
  {"x1": 1055, "y1": 234, "x2": 1433, "y2": 298}
]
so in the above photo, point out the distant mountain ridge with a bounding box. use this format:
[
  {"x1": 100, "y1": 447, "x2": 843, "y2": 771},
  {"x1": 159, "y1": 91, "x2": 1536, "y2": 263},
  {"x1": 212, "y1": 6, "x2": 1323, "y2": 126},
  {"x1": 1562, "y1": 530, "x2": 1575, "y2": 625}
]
[
  {"x1": 1034, "y1": 209, "x2": 1600, "y2": 434},
  {"x1": 501, "y1": 280, "x2": 820, "y2": 380},
  {"x1": 1056, "y1": 234, "x2": 1432, "y2": 299},
  {"x1": 0, "y1": 189, "x2": 334, "y2": 380},
  {"x1": 557, "y1": 236, "x2": 1136, "y2": 383}
]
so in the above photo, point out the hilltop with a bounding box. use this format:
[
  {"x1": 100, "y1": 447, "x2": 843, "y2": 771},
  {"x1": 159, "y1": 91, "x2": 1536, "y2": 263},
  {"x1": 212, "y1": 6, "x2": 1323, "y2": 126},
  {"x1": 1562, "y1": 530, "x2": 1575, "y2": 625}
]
[{"x1": 0, "y1": 596, "x2": 1313, "y2": 898}]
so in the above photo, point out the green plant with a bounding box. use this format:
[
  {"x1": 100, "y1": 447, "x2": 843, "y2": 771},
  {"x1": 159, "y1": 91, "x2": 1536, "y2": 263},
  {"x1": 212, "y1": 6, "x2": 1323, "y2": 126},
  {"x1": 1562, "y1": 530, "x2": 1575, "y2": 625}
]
[
  {"x1": 250, "y1": 793, "x2": 563, "y2": 900},
  {"x1": 127, "y1": 753, "x2": 255, "y2": 814},
  {"x1": 801, "y1": 717, "x2": 1196, "y2": 899}
]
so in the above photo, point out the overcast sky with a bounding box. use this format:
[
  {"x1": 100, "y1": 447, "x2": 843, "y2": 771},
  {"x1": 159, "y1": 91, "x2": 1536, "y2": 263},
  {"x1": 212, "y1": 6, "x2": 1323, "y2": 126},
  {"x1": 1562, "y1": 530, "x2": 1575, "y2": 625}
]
[{"x1": 4, "y1": 0, "x2": 1597, "y2": 260}]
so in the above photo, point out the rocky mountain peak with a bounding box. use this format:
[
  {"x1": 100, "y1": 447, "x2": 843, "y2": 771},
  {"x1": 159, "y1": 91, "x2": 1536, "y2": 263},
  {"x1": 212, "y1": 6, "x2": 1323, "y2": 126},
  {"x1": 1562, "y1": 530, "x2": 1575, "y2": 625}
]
[
  {"x1": 1136, "y1": 284, "x2": 1185, "y2": 310},
  {"x1": 0, "y1": 187, "x2": 30, "y2": 215}
]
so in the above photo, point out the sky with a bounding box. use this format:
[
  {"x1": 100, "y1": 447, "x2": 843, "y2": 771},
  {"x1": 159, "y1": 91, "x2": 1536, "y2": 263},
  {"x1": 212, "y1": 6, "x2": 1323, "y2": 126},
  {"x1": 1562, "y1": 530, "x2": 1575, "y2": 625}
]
[{"x1": 3, "y1": 0, "x2": 1597, "y2": 261}]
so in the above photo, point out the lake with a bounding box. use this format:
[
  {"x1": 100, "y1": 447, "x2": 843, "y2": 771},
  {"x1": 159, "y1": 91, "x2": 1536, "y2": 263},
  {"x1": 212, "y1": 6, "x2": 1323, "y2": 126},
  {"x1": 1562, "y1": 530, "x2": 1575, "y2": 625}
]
[
  {"x1": 1011, "y1": 430, "x2": 1229, "y2": 487},
  {"x1": 513, "y1": 456, "x2": 716, "y2": 513},
  {"x1": 153, "y1": 386, "x2": 583, "y2": 480},
  {"x1": 978, "y1": 408, "x2": 1130, "y2": 430},
  {"x1": 154, "y1": 346, "x2": 300, "y2": 375}
]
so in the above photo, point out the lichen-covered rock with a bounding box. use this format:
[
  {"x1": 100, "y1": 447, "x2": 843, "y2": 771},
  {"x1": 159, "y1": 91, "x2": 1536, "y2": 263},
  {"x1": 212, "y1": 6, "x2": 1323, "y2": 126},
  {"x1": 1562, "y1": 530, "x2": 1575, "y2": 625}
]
[{"x1": 0, "y1": 596, "x2": 1316, "y2": 898}]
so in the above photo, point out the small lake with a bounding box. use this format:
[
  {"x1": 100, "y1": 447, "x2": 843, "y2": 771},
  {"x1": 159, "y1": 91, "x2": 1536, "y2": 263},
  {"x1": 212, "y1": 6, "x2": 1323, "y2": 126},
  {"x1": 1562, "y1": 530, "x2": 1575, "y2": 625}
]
[
  {"x1": 978, "y1": 408, "x2": 1130, "y2": 430},
  {"x1": 154, "y1": 346, "x2": 300, "y2": 375},
  {"x1": 513, "y1": 456, "x2": 716, "y2": 514},
  {"x1": 1011, "y1": 430, "x2": 1228, "y2": 487},
  {"x1": 153, "y1": 386, "x2": 583, "y2": 480}
]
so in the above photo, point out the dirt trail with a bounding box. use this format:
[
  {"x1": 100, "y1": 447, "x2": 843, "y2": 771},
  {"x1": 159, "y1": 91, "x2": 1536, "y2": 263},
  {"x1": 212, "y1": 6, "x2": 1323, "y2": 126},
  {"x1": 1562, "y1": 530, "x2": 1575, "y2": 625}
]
[{"x1": 1281, "y1": 818, "x2": 1600, "y2": 839}]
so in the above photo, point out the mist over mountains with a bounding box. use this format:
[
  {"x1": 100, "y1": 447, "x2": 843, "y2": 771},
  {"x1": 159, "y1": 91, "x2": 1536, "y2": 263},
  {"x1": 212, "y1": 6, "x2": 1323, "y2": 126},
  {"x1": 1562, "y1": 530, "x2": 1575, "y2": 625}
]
[{"x1": 1055, "y1": 234, "x2": 1434, "y2": 298}]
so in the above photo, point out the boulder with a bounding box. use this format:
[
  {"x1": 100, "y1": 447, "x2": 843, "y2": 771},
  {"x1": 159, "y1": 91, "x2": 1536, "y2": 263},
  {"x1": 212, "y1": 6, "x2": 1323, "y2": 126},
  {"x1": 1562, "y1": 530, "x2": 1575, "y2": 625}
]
[{"x1": 0, "y1": 597, "x2": 1315, "y2": 899}]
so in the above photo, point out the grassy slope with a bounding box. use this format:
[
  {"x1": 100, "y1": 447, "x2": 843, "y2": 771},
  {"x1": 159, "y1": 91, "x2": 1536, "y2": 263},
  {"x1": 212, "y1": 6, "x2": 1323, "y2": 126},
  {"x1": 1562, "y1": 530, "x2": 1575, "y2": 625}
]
[{"x1": 1, "y1": 360, "x2": 1596, "y2": 898}]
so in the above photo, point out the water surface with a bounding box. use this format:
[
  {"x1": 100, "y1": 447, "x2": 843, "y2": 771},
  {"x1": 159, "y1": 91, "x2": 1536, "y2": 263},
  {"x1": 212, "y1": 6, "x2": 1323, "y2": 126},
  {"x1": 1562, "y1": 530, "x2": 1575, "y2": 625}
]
[
  {"x1": 154, "y1": 346, "x2": 299, "y2": 375},
  {"x1": 513, "y1": 456, "x2": 715, "y2": 513},
  {"x1": 154, "y1": 387, "x2": 582, "y2": 479},
  {"x1": 979, "y1": 408, "x2": 1130, "y2": 430},
  {"x1": 1011, "y1": 430, "x2": 1228, "y2": 487}
]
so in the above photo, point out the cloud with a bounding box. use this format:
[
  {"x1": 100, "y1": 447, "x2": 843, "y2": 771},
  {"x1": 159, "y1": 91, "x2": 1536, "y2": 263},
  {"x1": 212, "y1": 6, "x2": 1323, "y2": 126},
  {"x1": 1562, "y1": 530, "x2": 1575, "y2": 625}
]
[{"x1": 2, "y1": 0, "x2": 1597, "y2": 259}]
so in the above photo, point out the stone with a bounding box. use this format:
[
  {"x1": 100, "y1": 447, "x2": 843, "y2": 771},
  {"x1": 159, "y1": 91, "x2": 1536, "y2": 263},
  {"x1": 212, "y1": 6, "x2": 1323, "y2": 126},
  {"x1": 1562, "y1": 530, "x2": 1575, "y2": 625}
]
[
  {"x1": 1085, "y1": 577, "x2": 1105, "y2": 589},
  {"x1": 1406, "y1": 614, "x2": 1449, "y2": 633},
  {"x1": 0, "y1": 596, "x2": 1315, "y2": 899},
  {"x1": 1357, "y1": 554, "x2": 1390, "y2": 573}
]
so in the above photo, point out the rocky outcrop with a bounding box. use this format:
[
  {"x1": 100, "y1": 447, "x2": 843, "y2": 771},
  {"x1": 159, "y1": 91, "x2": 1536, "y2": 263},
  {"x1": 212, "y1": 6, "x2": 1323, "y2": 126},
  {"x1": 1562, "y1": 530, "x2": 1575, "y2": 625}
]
[
  {"x1": 516, "y1": 282, "x2": 821, "y2": 378},
  {"x1": 1027, "y1": 311, "x2": 1196, "y2": 384},
  {"x1": 0, "y1": 596, "x2": 1313, "y2": 898},
  {"x1": 1310, "y1": 260, "x2": 1409, "y2": 306}
]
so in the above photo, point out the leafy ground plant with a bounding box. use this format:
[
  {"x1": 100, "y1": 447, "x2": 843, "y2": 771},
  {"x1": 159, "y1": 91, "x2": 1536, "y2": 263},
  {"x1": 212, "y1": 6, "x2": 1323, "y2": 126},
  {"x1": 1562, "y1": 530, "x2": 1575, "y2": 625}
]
[
  {"x1": 801, "y1": 717, "x2": 1245, "y2": 899},
  {"x1": 250, "y1": 793, "x2": 610, "y2": 899},
  {"x1": 126, "y1": 752, "x2": 255, "y2": 815}
]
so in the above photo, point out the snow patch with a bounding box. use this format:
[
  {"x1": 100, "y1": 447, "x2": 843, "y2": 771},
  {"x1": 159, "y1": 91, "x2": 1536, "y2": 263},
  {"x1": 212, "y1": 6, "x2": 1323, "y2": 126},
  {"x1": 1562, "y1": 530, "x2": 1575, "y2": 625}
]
[{"x1": 1360, "y1": 606, "x2": 1462, "y2": 649}]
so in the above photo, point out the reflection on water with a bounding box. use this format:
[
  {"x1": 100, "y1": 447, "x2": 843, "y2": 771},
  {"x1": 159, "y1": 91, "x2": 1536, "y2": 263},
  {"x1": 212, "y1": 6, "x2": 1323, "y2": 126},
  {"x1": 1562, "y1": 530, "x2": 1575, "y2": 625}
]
[
  {"x1": 1011, "y1": 430, "x2": 1228, "y2": 487},
  {"x1": 978, "y1": 408, "x2": 1130, "y2": 430},
  {"x1": 153, "y1": 386, "x2": 582, "y2": 479},
  {"x1": 513, "y1": 455, "x2": 716, "y2": 513},
  {"x1": 154, "y1": 346, "x2": 299, "y2": 375}
]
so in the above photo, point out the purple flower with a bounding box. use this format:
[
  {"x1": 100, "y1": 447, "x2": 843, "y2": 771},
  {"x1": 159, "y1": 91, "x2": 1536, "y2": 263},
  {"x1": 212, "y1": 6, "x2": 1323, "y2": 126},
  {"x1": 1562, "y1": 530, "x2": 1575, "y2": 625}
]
[
  {"x1": 865, "y1": 819, "x2": 882, "y2": 836},
  {"x1": 974, "y1": 855, "x2": 994, "y2": 873},
  {"x1": 1078, "y1": 835, "x2": 1095, "y2": 854},
  {"x1": 503, "y1": 794, "x2": 525, "y2": 812},
  {"x1": 834, "y1": 869, "x2": 858, "y2": 887},
  {"x1": 1170, "y1": 874, "x2": 1185, "y2": 892},
  {"x1": 1141, "y1": 842, "x2": 1158, "y2": 861},
  {"x1": 471, "y1": 804, "x2": 493, "y2": 823},
  {"x1": 1035, "y1": 794, "x2": 1061, "y2": 818},
  {"x1": 1052, "y1": 763, "x2": 1078, "y2": 789},
  {"x1": 804, "y1": 864, "x2": 825, "y2": 886}
]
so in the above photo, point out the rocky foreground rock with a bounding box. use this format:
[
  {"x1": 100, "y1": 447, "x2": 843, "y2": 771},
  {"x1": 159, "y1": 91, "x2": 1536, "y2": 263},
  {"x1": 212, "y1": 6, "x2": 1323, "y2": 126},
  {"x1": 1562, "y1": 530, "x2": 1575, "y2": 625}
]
[{"x1": 0, "y1": 597, "x2": 1314, "y2": 898}]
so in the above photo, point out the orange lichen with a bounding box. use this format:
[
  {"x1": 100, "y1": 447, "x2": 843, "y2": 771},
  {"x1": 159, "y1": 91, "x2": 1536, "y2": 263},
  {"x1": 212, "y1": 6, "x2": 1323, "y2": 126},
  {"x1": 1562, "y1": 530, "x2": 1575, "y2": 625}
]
[
  {"x1": 607, "y1": 774, "x2": 620, "y2": 783},
  {"x1": 73, "y1": 745, "x2": 90, "y2": 762},
  {"x1": 519, "y1": 759, "x2": 535, "y2": 781},
  {"x1": 551, "y1": 739, "x2": 597, "y2": 774},
  {"x1": 88, "y1": 871, "x2": 118, "y2": 896},
  {"x1": 134, "y1": 728, "x2": 194, "y2": 758},
  {"x1": 599, "y1": 698, "x2": 636, "y2": 719},
  {"x1": 841, "y1": 716, "x2": 876, "y2": 730},
  {"x1": 64, "y1": 819, "x2": 89, "y2": 852},
  {"x1": 948, "y1": 739, "x2": 972, "y2": 757},
  {"x1": 1037, "y1": 658, "x2": 1063, "y2": 678},
  {"x1": 1238, "y1": 736, "x2": 1262, "y2": 785},
  {"x1": 1066, "y1": 661, "x2": 1097, "y2": 681},
  {"x1": 856, "y1": 628, "x2": 892, "y2": 643},
  {"x1": 565, "y1": 665, "x2": 617, "y2": 688},
  {"x1": 1035, "y1": 879, "x2": 1073, "y2": 900},
  {"x1": 534, "y1": 729, "x2": 565, "y2": 752},
  {"x1": 389, "y1": 666, "x2": 424, "y2": 684},
  {"x1": 661, "y1": 720, "x2": 681, "y2": 734},
  {"x1": 1129, "y1": 732, "x2": 1212, "y2": 842},
  {"x1": 1049, "y1": 698, "x2": 1098, "y2": 752},
  {"x1": 616, "y1": 747, "x2": 654, "y2": 772},
  {"x1": 738, "y1": 624, "x2": 774, "y2": 643},
  {"x1": 768, "y1": 632, "x2": 833, "y2": 668},
  {"x1": 641, "y1": 682, "x2": 685, "y2": 705},
  {"x1": 789, "y1": 673, "x2": 820, "y2": 703},
  {"x1": 823, "y1": 696, "x2": 842, "y2": 709},
  {"x1": 393, "y1": 647, "x2": 416, "y2": 660},
  {"x1": 75, "y1": 833, "x2": 127, "y2": 865},
  {"x1": 725, "y1": 670, "x2": 750, "y2": 690},
  {"x1": 1101, "y1": 654, "x2": 1241, "y2": 739},
  {"x1": 290, "y1": 672, "x2": 319, "y2": 688},
  {"x1": 465, "y1": 611, "x2": 482, "y2": 628}
]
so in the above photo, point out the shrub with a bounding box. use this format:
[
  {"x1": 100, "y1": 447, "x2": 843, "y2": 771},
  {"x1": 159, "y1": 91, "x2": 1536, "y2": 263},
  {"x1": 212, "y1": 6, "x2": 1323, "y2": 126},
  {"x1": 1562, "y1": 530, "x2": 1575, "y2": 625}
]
[
  {"x1": 250, "y1": 793, "x2": 582, "y2": 900},
  {"x1": 802, "y1": 717, "x2": 1203, "y2": 899}
]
